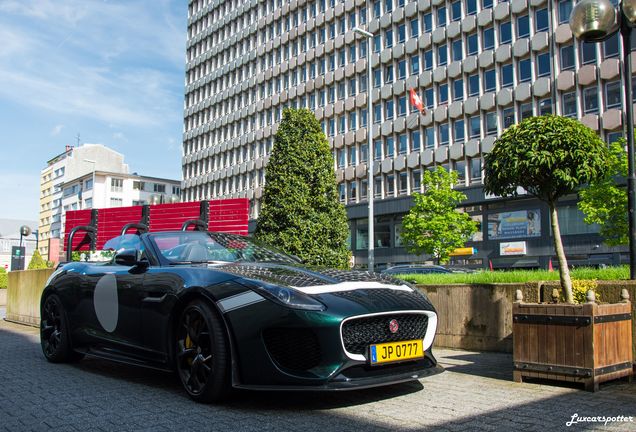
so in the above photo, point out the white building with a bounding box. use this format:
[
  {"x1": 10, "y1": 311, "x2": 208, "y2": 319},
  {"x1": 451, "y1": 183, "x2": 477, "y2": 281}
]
[{"x1": 39, "y1": 144, "x2": 180, "y2": 262}]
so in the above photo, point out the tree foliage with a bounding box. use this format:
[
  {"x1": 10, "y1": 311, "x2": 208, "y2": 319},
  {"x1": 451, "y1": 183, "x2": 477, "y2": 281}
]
[
  {"x1": 400, "y1": 167, "x2": 477, "y2": 264},
  {"x1": 0, "y1": 267, "x2": 7, "y2": 289},
  {"x1": 254, "y1": 108, "x2": 350, "y2": 269},
  {"x1": 27, "y1": 250, "x2": 50, "y2": 269},
  {"x1": 578, "y1": 140, "x2": 628, "y2": 246},
  {"x1": 484, "y1": 115, "x2": 609, "y2": 303}
]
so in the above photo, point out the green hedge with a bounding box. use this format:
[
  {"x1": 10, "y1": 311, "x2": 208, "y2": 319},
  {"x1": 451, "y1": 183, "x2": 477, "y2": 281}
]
[{"x1": 0, "y1": 268, "x2": 7, "y2": 289}]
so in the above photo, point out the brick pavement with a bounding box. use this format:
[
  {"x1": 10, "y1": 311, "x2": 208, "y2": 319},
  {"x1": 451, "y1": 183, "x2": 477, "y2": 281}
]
[{"x1": 1, "y1": 318, "x2": 635, "y2": 432}]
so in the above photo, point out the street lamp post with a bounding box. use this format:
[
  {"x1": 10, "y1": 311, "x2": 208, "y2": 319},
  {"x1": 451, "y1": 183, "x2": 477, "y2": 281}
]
[
  {"x1": 353, "y1": 26, "x2": 375, "y2": 272},
  {"x1": 570, "y1": 0, "x2": 636, "y2": 279}
]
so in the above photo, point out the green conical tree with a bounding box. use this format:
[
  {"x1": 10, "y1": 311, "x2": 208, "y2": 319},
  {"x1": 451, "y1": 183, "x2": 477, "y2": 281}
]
[
  {"x1": 27, "y1": 250, "x2": 49, "y2": 269},
  {"x1": 255, "y1": 108, "x2": 350, "y2": 269}
]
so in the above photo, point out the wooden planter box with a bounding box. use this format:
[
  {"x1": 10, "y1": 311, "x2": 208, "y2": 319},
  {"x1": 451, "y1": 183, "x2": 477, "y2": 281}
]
[{"x1": 513, "y1": 301, "x2": 633, "y2": 391}]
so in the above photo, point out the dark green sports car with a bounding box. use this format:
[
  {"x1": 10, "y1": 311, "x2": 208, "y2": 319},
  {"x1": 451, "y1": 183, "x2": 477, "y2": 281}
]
[{"x1": 40, "y1": 230, "x2": 442, "y2": 403}]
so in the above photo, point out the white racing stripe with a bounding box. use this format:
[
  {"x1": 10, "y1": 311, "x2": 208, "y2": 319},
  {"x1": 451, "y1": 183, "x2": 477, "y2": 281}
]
[
  {"x1": 217, "y1": 291, "x2": 265, "y2": 312},
  {"x1": 292, "y1": 281, "x2": 413, "y2": 295}
]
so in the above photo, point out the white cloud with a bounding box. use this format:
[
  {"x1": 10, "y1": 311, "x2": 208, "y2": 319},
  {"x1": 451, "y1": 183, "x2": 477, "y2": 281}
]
[
  {"x1": 50, "y1": 124, "x2": 64, "y2": 136},
  {"x1": 0, "y1": 0, "x2": 185, "y2": 127}
]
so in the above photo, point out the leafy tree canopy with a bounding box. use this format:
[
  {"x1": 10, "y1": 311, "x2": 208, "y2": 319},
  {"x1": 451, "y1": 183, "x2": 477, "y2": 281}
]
[
  {"x1": 484, "y1": 115, "x2": 608, "y2": 204},
  {"x1": 579, "y1": 140, "x2": 628, "y2": 246},
  {"x1": 254, "y1": 108, "x2": 350, "y2": 269},
  {"x1": 400, "y1": 167, "x2": 477, "y2": 264},
  {"x1": 483, "y1": 115, "x2": 609, "y2": 303}
]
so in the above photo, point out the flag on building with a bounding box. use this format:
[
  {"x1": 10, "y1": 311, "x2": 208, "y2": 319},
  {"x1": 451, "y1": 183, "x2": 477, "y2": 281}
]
[{"x1": 409, "y1": 88, "x2": 425, "y2": 114}]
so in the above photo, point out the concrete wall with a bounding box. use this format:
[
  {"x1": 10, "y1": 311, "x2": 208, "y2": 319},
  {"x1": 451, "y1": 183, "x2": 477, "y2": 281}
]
[
  {"x1": 419, "y1": 281, "x2": 636, "y2": 355},
  {"x1": 417, "y1": 283, "x2": 540, "y2": 353},
  {"x1": 6, "y1": 269, "x2": 54, "y2": 326}
]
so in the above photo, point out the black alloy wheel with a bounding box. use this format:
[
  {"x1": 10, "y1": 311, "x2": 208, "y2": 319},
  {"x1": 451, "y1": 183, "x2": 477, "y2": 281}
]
[
  {"x1": 40, "y1": 294, "x2": 82, "y2": 363},
  {"x1": 176, "y1": 300, "x2": 229, "y2": 403}
]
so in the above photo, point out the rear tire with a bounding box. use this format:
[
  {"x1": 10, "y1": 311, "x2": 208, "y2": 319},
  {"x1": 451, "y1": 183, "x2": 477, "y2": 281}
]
[
  {"x1": 175, "y1": 300, "x2": 230, "y2": 403},
  {"x1": 40, "y1": 294, "x2": 83, "y2": 363}
]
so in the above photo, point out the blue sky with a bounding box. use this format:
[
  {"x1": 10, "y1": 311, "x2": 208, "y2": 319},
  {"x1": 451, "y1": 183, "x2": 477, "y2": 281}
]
[{"x1": 0, "y1": 0, "x2": 186, "y2": 221}]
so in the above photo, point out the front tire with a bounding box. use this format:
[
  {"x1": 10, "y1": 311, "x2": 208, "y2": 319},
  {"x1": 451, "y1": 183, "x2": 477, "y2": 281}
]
[
  {"x1": 176, "y1": 300, "x2": 230, "y2": 403},
  {"x1": 40, "y1": 294, "x2": 82, "y2": 363}
]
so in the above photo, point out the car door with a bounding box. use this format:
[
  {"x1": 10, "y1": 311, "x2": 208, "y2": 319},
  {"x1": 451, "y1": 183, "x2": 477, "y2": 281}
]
[{"x1": 77, "y1": 236, "x2": 148, "y2": 358}]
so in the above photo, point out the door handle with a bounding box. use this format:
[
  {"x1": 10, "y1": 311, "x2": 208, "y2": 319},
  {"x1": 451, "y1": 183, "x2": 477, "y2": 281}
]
[{"x1": 142, "y1": 293, "x2": 167, "y2": 303}]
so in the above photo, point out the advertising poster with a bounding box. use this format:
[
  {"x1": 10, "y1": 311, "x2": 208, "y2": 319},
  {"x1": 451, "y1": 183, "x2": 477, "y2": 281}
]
[
  {"x1": 487, "y1": 210, "x2": 540, "y2": 240},
  {"x1": 500, "y1": 241, "x2": 527, "y2": 256}
]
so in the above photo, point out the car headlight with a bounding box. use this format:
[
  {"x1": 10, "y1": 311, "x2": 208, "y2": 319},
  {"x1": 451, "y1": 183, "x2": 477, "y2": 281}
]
[{"x1": 241, "y1": 279, "x2": 326, "y2": 311}]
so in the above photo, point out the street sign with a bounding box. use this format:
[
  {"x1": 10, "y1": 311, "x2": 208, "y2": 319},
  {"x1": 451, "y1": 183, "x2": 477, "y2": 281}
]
[{"x1": 11, "y1": 246, "x2": 25, "y2": 271}]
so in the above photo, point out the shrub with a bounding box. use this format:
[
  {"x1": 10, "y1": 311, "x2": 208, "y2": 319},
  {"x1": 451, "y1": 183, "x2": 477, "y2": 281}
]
[
  {"x1": 0, "y1": 267, "x2": 7, "y2": 289},
  {"x1": 571, "y1": 279, "x2": 600, "y2": 304},
  {"x1": 27, "y1": 250, "x2": 50, "y2": 269}
]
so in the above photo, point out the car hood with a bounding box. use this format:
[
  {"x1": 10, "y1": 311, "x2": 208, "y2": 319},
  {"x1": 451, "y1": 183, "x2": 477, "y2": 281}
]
[{"x1": 214, "y1": 262, "x2": 434, "y2": 313}]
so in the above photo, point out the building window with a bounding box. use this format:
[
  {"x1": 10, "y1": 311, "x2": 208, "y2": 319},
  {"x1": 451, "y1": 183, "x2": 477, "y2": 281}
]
[
  {"x1": 424, "y1": 49, "x2": 433, "y2": 70},
  {"x1": 454, "y1": 119, "x2": 465, "y2": 142},
  {"x1": 537, "y1": 52, "x2": 551, "y2": 77},
  {"x1": 398, "y1": 134, "x2": 408, "y2": 154},
  {"x1": 484, "y1": 68, "x2": 496, "y2": 92},
  {"x1": 411, "y1": 131, "x2": 421, "y2": 152},
  {"x1": 501, "y1": 63, "x2": 513, "y2": 87},
  {"x1": 453, "y1": 79, "x2": 463, "y2": 101},
  {"x1": 559, "y1": 0, "x2": 573, "y2": 25},
  {"x1": 111, "y1": 178, "x2": 123, "y2": 192},
  {"x1": 518, "y1": 58, "x2": 531, "y2": 82},
  {"x1": 411, "y1": 56, "x2": 420, "y2": 75},
  {"x1": 437, "y1": 6, "x2": 447, "y2": 27},
  {"x1": 468, "y1": 74, "x2": 479, "y2": 96},
  {"x1": 520, "y1": 102, "x2": 533, "y2": 120},
  {"x1": 133, "y1": 181, "x2": 144, "y2": 190},
  {"x1": 439, "y1": 123, "x2": 449, "y2": 144},
  {"x1": 438, "y1": 45, "x2": 448, "y2": 66},
  {"x1": 469, "y1": 116, "x2": 480, "y2": 138},
  {"x1": 604, "y1": 33, "x2": 620, "y2": 58},
  {"x1": 386, "y1": 174, "x2": 395, "y2": 196},
  {"x1": 467, "y1": 33, "x2": 478, "y2": 55},
  {"x1": 412, "y1": 170, "x2": 421, "y2": 191},
  {"x1": 410, "y1": 18, "x2": 419, "y2": 38},
  {"x1": 439, "y1": 83, "x2": 448, "y2": 104},
  {"x1": 560, "y1": 45, "x2": 575, "y2": 70},
  {"x1": 581, "y1": 41, "x2": 597, "y2": 64},
  {"x1": 451, "y1": 1, "x2": 461, "y2": 21},
  {"x1": 385, "y1": 137, "x2": 395, "y2": 158},
  {"x1": 470, "y1": 158, "x2": 482, "y2": 182},
  {"x1": 110, "y1": 197, "x2": 123, "y2": 207},
  {"x1": 485, "y1": 112, "x2": 497, "y2": 135},
  {"x1": 503, "y1": 107, "x2": 515, "y2": 129},
  {"x1": 398, "y1": 96, "x2": 407, "y2": 116},
  {"x1": 85, "y1": 179, "x2": 93, "y2": 191},
  {"x1": 385, "y1": 100, "x2": 394, "y2": 119},
  {"x1": 535, "y1": 8, "x2": 549, "y2": 32},
  {"x1": 605, "y1": 81, "x2": 621, "y2": 109},
  {"x1": 399, "y1": 172, "x2": 408, "y2": 194},
  {"x1": 499, "y1": 21, "x2": 512, "y2": 44},
  {"x1": 517, "y1": 15, "x2": 530, "y2": 38},
  {"x1": 583, "y1": 86, "x2": 599, "y2": 113},
  {"x1": 398, "y1": 59, "x2": 407, "y2": 80},
  {"x1": 452, "y1": 39, "x2": 463, "y2": 62},
  {"x1": 562, "y1": 92, "x2": 577, "y2": 117},
  {"x1": 483, "y1": 27, "x2": 494, "y2": 50},
  {"x1": 539, "y1": 98, "x2": 553, "y2": 115}
]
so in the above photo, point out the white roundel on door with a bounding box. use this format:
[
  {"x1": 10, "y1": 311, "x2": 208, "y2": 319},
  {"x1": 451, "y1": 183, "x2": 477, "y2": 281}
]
[{"x1": 94, "y1": 274, "x2": 118, "y2": 332}]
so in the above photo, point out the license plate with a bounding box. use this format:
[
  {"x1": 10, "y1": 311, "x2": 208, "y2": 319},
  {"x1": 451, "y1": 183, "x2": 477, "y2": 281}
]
[{"x1": 369, "y1": 339, "x2": 424, "y2": 365}]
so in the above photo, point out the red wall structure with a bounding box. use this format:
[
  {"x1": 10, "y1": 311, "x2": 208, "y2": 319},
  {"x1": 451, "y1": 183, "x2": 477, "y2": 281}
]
[{"x1": 64, "y1": 199, "x2": 249, "y2": 252}]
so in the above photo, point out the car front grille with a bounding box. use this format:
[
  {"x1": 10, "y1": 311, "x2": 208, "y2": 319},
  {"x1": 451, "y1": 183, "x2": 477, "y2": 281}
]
[
  {"x1": 263, "y1": 328, "x2": 322, "y2": 372},
  {"x1": 342, "y1": 313, "x2": 428, "y2": 356}
]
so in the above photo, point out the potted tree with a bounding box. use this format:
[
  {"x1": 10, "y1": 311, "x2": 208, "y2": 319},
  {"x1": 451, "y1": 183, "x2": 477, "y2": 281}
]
[{"x1": 484, "y1": 115, "x2": 633, "y2": 391}]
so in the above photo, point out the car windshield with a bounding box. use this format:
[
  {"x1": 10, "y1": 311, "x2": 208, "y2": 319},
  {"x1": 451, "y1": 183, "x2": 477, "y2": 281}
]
[{"x1": 149, "y1": 231, "x2": 300, "y2": 265}]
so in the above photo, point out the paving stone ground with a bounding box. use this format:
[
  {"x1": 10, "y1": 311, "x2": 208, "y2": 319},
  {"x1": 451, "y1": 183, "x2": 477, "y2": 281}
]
[{"x1": 1, "y1": 318, "x2": 635, "y2": 432}]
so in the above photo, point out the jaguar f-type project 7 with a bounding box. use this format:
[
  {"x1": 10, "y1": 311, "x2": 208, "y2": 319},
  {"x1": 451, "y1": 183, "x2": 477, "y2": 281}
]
[{"x1": 40, "y1": 231, "x2": 442, "y2": 402}]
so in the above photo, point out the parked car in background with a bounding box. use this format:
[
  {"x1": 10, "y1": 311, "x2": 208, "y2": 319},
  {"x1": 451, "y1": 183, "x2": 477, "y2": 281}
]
[{"x1": 381, "y1": 265, "x2": 452, "y2": 275}]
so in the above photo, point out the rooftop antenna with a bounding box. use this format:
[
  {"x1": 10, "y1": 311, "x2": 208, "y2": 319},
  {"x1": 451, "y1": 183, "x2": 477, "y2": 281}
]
[{"x1": 76, "y1": 133, "x2": 81, "y2": 147}]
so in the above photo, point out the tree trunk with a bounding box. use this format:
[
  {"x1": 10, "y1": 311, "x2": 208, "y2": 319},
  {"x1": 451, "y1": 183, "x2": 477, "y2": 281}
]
[{"x1": 550, "y1": 203, "x2": 573, "y2": 303}]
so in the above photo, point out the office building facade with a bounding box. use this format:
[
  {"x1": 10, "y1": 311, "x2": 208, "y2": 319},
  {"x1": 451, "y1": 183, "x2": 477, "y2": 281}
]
[{"x1": 183, "y1": 0, "x2": 629, "y2": 269}]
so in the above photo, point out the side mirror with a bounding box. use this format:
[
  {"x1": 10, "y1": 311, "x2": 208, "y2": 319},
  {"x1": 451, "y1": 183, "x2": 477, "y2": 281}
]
[{"x1": 115, "y1": 249, "x2": 146, "y2": 267}]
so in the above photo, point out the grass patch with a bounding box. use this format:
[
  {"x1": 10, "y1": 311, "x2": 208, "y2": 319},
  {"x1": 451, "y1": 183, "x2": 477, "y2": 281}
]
[{"x1": 398, "y1": 266, "x2": 630, "y2": 285}]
